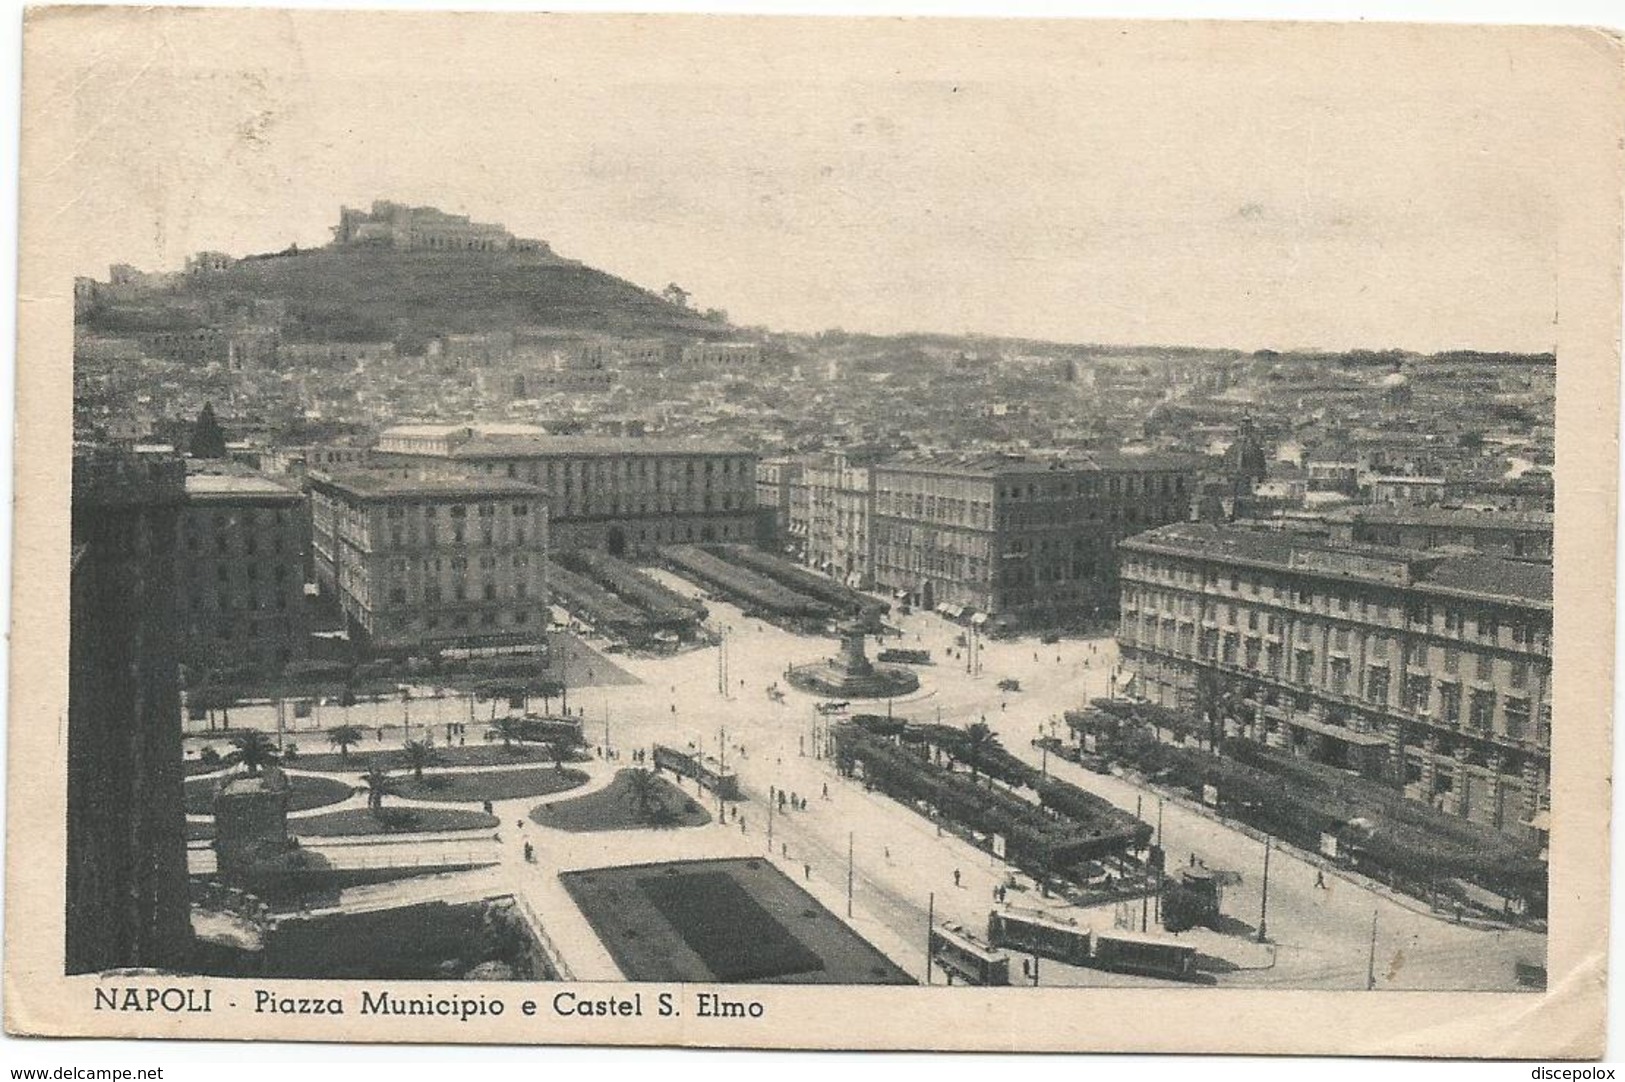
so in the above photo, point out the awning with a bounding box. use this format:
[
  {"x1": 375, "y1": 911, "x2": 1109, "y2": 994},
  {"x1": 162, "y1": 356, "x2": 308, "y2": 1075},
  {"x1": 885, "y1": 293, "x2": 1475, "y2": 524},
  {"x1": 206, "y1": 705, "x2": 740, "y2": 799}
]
[
  {"x1": 1285, "y1": 714, "x2": 1390, "y2": 748},
  {"x1": 970, "y1": 612, "x2": 989, "y2": 626},
  {"x1": 1522, "y1": 809, "x2": 1551, "y2": 832},
  {"x1": 1115, "y1": 670, "x2": 1136, "y2": 690},
  {"x1": 945, "y1": 604, "x2": 965, "y2": 619},
  {"x1": 935, "y1": 603, "x2": 950, "y2": 614}
]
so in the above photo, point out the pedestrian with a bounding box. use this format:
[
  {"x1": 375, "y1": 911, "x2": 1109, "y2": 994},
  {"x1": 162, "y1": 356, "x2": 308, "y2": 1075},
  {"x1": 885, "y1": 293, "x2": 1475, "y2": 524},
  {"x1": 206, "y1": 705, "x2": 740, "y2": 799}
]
[
  {"x1": 885, "y1": 846, "x2": 891, "y2": 861},
  {"x1": 1022, "y1": 958, "x2": 1031, "y2": 979},
  {"x1": 1190, "y1": 852, "x2": 1197, "y2": 867},
  {"x1": 804, "y1": 863, "x2": 811, "y2": 880},
  {"x1": 822, "y1": 782, "x2": 829, "y2": 799},
  {"x1": 782, "y1": 842, "x2": 788, "y2": 857},
  {"x1": 953, "y1": 868, "x2": 961, "y2": 888},
  {"x1": 1316, "y1": 868, "x2": 1327, "y2": 890}
]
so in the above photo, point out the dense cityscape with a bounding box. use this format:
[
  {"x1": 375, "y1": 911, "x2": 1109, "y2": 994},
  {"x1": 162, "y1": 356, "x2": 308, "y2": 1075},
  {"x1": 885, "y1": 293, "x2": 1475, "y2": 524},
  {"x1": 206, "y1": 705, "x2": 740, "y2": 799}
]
[{"x1": 69, "y1": 199, "x2": 1552, "y2": 990}]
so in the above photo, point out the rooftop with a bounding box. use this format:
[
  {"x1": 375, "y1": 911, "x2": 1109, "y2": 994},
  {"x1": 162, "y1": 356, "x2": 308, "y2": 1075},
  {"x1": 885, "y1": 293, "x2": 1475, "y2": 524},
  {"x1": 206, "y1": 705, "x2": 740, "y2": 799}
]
[
  {"x1": 1122, "y1": 522, "x2": 1550, "y2": 607},
  {"x1": 310, "y1": 468, "x2": 543, "y2": 501},
  {"x1": 878, "y1": 450, "x2": 1206, "y2": 477},
  {"x1": 449, "y1": 435, "x2": 748, "y2": 459},
  {"x1": 1326, "y1": 506, "x2": 1554, "y2": 530},
  {"x1": 185, "y1": 472, "x2": 302, "y2": 501}
]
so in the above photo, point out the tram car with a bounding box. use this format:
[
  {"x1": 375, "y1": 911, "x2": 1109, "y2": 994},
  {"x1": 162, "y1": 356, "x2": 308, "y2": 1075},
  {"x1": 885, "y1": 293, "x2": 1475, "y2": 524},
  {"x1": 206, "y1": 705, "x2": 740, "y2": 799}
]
[
  {"x1": 930, "y1": 921, "x2": 1011, "y2": 986},
  {"x1": 1091, "y1": 929, "x2": 1198, "y2": 981},
  {"x1": 986, "y1": 907, "x2": 1094, "y2": 967}
]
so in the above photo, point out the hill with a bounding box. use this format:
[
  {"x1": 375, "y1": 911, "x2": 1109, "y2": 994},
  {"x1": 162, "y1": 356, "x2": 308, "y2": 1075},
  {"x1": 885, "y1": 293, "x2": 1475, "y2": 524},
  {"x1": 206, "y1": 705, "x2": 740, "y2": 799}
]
[{"x1": 79, "y1": 246, "x2": 727, "y2": 351}]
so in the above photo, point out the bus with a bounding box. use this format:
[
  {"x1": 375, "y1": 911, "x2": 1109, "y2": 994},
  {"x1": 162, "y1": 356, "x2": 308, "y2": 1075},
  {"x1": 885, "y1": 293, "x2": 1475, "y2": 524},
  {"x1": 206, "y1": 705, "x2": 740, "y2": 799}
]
[
  {"x1": 930, "y1": 921, "x2": 1011, "y2": 986},
  {"x1": 1091, "y1": 929, "x2": 1198, "y2": 981},
  {"x1": 986, "y1": 907, "x2": 1094, "y2": 967}
]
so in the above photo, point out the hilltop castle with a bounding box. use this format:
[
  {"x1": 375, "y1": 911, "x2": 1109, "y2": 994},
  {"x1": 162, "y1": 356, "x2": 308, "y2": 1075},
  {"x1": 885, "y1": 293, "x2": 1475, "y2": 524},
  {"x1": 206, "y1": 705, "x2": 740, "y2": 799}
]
[{"x1": 330, "y1": 200, "x2": 552, "y2": 254}]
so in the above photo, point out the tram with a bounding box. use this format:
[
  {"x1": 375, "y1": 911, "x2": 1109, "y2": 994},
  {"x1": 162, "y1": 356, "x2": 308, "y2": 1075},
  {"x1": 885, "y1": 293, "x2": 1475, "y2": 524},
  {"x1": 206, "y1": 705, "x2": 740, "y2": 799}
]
[
  {"x1": 1091, "y1": 929, "x2": 1198, "y2": 981},
  {"x1": 986, "y1": 907, "x2": 1094, "y2": 967},
  {"x1": 930, "y1": 921, "x2": 1011, "y2": 986}
]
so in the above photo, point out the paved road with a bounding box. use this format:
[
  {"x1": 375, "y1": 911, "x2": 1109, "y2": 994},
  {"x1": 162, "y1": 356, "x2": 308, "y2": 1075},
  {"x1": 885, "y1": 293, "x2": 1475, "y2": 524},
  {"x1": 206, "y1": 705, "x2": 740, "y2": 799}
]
[{"x1": 194, "y1": 570, "x2": 1545, "y2": 991}]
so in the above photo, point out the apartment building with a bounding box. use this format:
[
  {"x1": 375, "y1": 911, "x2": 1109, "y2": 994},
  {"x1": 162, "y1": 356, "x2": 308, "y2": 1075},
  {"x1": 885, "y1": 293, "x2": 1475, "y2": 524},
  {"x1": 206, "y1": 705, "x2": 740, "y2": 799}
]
[
  {"x1": 68, "y1": 449, "x2": 193, "y2": 973},
  {"x1": 1117, "y1": 522, "x2": 1550, "y2": 837},
  {"x1": 371, "y1": 424, "x2": 756, "y2": 554},
  {"x1": 871, "y1": 452, "x2": 1198, "y2": 625},
  {"x1": 805, "y1": 451, "x2": 879, "y2": 588},
  {"x1": 178, "y1": 467, "x2": 310, "y2": 681},
  {"x1": 309, "y1": 469, "x2": 548, "y2": 655}
]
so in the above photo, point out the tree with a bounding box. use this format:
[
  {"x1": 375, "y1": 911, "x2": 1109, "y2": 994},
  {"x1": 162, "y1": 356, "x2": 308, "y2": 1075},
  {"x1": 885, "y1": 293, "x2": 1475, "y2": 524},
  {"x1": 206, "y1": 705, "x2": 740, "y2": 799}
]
[
  {"x1": 361, "y1": 763, "x2": 395, "y2": 813},
  {"x1": 487, "y1": 716, "x2": 525, "y2": 751},
  {"x1": 1195, "y1": 669, "x2": 1241, "y2": 753},
  {"x1": 231, "y1": 731, "x2": 278, "y2": 777},
  {"x1": 962, "y1": 721, "x2": 999, "y2": 786},
  {"x1": 544, "y1": 737, "x2": 571, "y2": 773},
  {"x1": 189, "y1": 401, "x2": 228, "y2": 458},
  {"x1": 624, "y1": 768, "x2": 664, "y2": 824},
  {"x1": 327, "y1": 724, "x2": 364, "y2": 760},
  {"x1": 403, "y1": 739, "x2": 436, "y2": 781},
  {"x1": 528, "y1": 678, "x2": 566, "y2": 715}
]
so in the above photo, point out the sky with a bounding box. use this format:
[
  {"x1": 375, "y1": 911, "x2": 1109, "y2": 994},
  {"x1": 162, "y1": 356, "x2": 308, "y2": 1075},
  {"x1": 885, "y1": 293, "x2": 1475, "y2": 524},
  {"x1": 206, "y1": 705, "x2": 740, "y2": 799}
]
[{"x1": 51, "y1": 11, "x2": 1583, "y2": 353}]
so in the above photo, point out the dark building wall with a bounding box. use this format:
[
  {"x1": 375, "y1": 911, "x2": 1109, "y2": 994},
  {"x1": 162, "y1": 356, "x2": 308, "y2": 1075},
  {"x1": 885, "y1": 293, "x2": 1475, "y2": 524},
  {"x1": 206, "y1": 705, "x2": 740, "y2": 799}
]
[{"x1": 67, "y1": 453, "x2": 193, "y2": 973}]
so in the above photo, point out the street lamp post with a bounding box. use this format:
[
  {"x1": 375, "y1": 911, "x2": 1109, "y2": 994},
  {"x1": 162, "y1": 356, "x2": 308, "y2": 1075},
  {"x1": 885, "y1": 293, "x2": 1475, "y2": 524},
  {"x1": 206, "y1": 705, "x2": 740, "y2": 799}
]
[
  {"x1": 1366, "y1": 908, "x2": 1379, "y2": 990},
  {"x1": 847, "y1": 831, "x2": 854, "y2": 917},
  {"x1": 1257, "y1": 836, "x2": 1272, "y2": 944},
  {"x1": 925, "y1": 891, "x2": 935, "y2": 985}
]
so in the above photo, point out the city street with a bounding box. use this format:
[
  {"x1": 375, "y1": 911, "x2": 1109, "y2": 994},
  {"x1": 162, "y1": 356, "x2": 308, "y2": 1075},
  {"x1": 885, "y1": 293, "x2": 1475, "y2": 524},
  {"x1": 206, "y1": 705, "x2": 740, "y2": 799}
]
[{"x1": 189, "y1": 571, "x2": 1545, "y2": 990}]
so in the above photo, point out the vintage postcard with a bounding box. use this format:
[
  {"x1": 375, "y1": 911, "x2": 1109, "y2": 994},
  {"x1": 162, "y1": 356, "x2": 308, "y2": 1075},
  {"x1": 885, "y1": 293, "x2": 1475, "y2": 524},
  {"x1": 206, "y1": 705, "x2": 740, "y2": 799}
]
[{"x1": 5, "y1": 7, "x2": 1621, "y2": 1057}]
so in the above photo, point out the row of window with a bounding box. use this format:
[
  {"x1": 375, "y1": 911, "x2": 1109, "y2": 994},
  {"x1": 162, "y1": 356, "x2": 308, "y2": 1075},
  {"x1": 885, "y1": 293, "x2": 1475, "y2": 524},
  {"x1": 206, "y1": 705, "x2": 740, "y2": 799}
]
[
  {"x1": 1123, "y1": 575, "x2": 1550, "y2": 653},
  {"x1": 488, "y1": 457, "x2": 753, "y2": 483},
  {"x1": 186, "y1": 535, "x2": 293, "y2": 556}
]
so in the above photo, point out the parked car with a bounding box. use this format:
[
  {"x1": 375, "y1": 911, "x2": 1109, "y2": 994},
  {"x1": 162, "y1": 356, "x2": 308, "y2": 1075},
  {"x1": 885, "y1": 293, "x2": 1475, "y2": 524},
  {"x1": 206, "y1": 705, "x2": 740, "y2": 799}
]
[
  {"x1": 998, "y1": 678, "x2": 1021, "y2": 692},
  {"x1": 1040, "y1": 631, "x2": 1061, "y2": 645}
]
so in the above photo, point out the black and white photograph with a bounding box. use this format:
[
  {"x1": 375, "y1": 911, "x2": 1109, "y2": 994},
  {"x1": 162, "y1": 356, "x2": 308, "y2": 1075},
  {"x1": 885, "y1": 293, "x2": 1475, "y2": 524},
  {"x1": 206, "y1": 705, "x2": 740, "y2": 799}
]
[{"x1": 6, "y1": 6, "x2": 1620, "y2": 1058}]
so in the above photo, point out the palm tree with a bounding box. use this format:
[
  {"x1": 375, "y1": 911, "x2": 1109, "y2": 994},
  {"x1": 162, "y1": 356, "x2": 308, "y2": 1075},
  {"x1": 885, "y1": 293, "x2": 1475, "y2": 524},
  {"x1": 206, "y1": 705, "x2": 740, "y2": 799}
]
[
  {"x1": 530, "y1": 678, "x2": 565, "y2": 715},
  {"x1": 231, "y1": 731, "x2": 278, "y2": 777},
  {"x1": 361, "y1": 763, "x2": 395, "y2": 813},
  {"x1": 402, "y1": 738, "x2": 436, "y2": 781},
  {"x1": 327, "y1": 724, "x2": 364, "y2": 760},
  {"x1": 962, "y1": 721, "x2": 999, "y2": 786},
  {"x1": 544, "y1": 737, "x2": 571, "y2": 773},
  {"x1": 624, "y1": 768, "x2": 663, "y2": 824},
  {"x1": 488, "y1": 716, "x2": 525, "y2": 751}
]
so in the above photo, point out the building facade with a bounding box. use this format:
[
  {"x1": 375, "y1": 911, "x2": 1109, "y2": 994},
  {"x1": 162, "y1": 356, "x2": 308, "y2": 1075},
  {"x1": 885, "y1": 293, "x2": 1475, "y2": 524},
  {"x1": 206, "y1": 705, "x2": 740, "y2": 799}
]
[
  {"x1": 755, "y1": 456, "x2": 806, "y2": 550},
  {"x1": 68, "y1": 449, "x2": 193, "y2": 973},
  {"x1": 805, "y1": 452, "x2": 877, "y2": 588},
  {"x1": 309, "y1": 470, "x2": 549, "y2": 655},
  {"x1": 372, "y1": 425, "x2": 757, "y2": 555},
  {"x1": 871, "y1": 452, "x2": 1198, "y2": 625},
  {"x1": 1117, "y1": 523, "x2": 1551, "y2": 837},
  {"x1": 178, "y1": 469, "x2": 311, "y2": 683}
]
